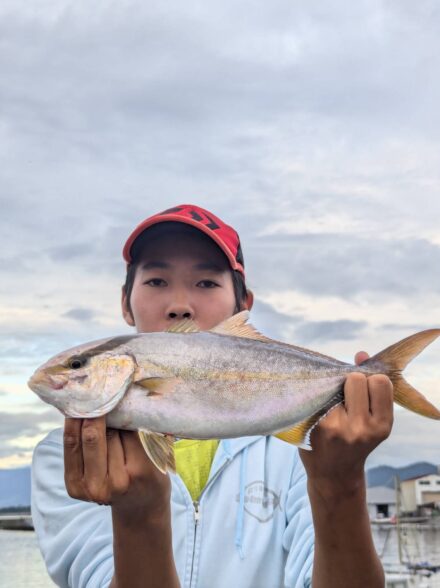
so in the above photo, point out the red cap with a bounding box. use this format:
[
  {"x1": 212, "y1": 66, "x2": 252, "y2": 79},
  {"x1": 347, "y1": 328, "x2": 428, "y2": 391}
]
[{"x1": 122, "y1": 204, "x2": 245, "y2": 275}]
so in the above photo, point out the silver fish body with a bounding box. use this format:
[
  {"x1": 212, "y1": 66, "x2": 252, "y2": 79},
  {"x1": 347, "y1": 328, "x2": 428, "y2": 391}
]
[
  {"x1": 28, "y1": 311, "x2": 440, "y2": 464},
  {"x1": 105, "y1": 330, "x2": 358, "y2": 438}
]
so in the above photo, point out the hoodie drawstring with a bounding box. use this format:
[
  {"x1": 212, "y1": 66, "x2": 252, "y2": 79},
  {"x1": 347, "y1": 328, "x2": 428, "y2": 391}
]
[
  {"x1": 222, "y1": 439, "x2": 232, "y2": 459},
  {"x1": 234, "y1": 445, "x2": 248, "y2": 559}
]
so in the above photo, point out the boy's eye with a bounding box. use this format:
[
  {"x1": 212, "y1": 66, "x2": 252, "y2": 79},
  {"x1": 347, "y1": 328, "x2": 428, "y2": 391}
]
[
  {"x1": 144, "y1": 278, "x2": 167, "y2": 287},
  {"x1": 197, "y1": 280, "x2": 219, "y2": 288}
]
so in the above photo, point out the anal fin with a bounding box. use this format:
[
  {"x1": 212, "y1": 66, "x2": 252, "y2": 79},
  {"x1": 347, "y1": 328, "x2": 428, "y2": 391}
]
[
  {"x1": 275, "y1": 391, "x2": 344, "y2": 450},
  {"x1": 275, "y1": 413, "x2": 320, "y2": 450},
  {"x1": 138, "y1": 430, "x2": 176, "y2": 474}
]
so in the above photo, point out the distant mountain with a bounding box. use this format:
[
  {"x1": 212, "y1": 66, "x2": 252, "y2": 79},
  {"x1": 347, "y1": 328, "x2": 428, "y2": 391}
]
[
  {"x1": 0, "y1": 463, "x2": 438, "y2": 509},
  {"x1": 0, "y1": 466, "x2": 31, "y2": 509},
  {"x1": 367, "y1": 462, "x2": 438, "y2": 489}
]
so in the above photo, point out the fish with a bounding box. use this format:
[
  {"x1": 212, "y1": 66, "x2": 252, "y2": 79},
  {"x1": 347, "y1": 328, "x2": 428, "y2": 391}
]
[{"x1": 28, "y1": 311, "x2": 440, "y2": 474}]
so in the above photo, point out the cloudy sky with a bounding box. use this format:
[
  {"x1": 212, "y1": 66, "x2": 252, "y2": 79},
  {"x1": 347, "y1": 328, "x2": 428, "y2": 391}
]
[{"x1": 1, "y1": 0, "x2": 439, "y2": 470}]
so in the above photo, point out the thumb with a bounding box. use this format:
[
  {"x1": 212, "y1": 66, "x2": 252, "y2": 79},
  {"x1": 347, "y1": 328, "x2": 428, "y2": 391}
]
[{"x1": 355, "y1": 351, "x2": 370, "y2": 365}]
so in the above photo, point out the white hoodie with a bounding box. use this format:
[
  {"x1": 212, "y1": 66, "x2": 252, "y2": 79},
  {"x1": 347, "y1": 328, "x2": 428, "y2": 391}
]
[{"x1": 32, "y1": 428, "x2": 314, "y2": 588}]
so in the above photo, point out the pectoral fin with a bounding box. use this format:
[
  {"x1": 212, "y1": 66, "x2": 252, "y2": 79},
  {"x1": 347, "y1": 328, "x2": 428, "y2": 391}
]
[
  {"x1": 135, "y1": 377, "x2": 180, "y2": 396},
  {"x1": 138, "y1": 430, "x2": 176, "y2": 474}
]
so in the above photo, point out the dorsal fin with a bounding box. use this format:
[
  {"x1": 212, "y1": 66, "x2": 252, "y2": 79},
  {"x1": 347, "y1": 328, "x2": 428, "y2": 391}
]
[
  {"x1": 209, "y1": 311, "x2": 274, "y2": 343},
  {"x1": 166, "y1": 311, "x2": 348, "y2": 367},
  {"x1": 166, "y1": 319, "x2": 200, "y2": 333},
  {"x1": 209, "y1": 312, "x2": 347, "y2": 364}
]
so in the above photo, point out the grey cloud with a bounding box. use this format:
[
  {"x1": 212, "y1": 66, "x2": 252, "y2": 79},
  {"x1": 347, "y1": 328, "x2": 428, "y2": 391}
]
[
  {"x1": 250, "y1": 299, "x2": 300, "y2": 341},
  {"x1": 63, "y1": 307, "x2": 96, "y2": 322},
  {"x1": 0, "y1": 332, "x2": 73, "y2": 361},
  {"x1": 0, "y1": 331, "x2": 94, "y2": 378},
  {"x1": 0, "y1": 341, "x2": 50, "y2": 360},
  {"x1": 0, "y1": 447, "x2": 30, "y2": 459},
  {"x1": 367, "y1": 409, "x2": 440, "y2": 467},
  {"x1": 247, "y1": 235, "x2": 440, "y2": 299},
  {"x1": 2, "y1": 0, "x2": 440, "y2": 295},
  {"x1": 0, "y1": 257, "x2": 26, "y2": 273},
  {"x1": 294, "y1": 319, "x2": 367, "y2": 344},
  {"x1": 0, "y1": 408, "x2": 62, "y2": 442},
  {"x1": 380, "y1": 323, "x2": 432, "y2": 332},
  {"x1": 1, "y1": 1, "x2": 439, "y2": 179},
  {"x1": 47, "y1": 243, "x2": 91, "y2": 262},
  {"x1": 248, "y1": 299, "x2": 368, "y2": 345}
]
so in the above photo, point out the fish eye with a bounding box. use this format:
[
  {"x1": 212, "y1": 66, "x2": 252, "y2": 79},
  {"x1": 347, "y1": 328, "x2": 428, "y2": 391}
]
[{"x1": 68, "y1": 356, "x2": 87, "y2": 370}]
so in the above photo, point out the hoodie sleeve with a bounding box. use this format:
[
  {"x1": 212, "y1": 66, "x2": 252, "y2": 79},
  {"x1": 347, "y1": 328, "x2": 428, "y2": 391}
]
[
  {"x1": 282, "y1": 450, "x2": 314, "y2": 588},
  {"x1": 31, "y1": 428, "x2": 114, "y2": 588}
]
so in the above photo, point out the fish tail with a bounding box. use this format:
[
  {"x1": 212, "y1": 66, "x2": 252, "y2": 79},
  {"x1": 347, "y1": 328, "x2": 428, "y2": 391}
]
[{"x1": 365, "y1": 328, "x2": 440, "y2": 419}]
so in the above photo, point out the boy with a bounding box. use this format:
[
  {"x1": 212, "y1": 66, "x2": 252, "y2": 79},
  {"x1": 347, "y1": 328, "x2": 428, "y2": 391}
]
[{"x1": 32, "y1": 204, "x2": 393, "y2": 587}]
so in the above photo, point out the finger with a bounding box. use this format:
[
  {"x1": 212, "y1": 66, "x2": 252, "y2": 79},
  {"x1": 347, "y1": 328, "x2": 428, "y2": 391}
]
[
  {"x1": 120, "y1": 430, "x2": 148, "y2": 462},
  {"x1": 82, "y1": 416, "x2": 108, "y2": 492},
  {"x1": 355, "y1": 351, "x2": 369, "y2": 365},
  {"x1": 344, "y1": 372, "x2": 370, "y2": 418},
  {"x1": 368, "y1": 374, "x2": 394, "y2": 422},
  {"x1": 107, "y1": 429, "x2": 129, "y2": 491},
  {"x1": 64, "y1": 418, "x2": 84, "y2": 486},
  {"x1": 312, "y1": 403, "x2": 346, "y2": 441},
  {"x1": 120, "y1": 430, "x2": 156, "y2": 475}
]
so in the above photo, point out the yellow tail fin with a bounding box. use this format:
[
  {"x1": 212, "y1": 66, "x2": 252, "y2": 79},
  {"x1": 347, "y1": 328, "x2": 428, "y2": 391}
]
[{"x1": 366, "y1": 328, "x2": 440, "y2": 419}]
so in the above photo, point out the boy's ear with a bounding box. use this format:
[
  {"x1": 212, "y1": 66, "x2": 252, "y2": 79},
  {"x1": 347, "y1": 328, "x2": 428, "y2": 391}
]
[
  {"x1": 243, "y1": 289, "x2": 254, "y2": 311},
  {"x1": 121, "y1": 286, "x2": 135, "y2": 326}
]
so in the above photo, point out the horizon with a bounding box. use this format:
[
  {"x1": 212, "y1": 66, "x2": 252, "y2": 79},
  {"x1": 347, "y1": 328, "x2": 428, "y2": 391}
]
[{"x1": 2, "y1": 459, "x2": 440, "y2": 472}]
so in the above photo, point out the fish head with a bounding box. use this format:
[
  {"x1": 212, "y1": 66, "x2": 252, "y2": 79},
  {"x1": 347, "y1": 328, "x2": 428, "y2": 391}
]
[{"x1": 28, "y1": 336, "x2": 137, "y2": 418}]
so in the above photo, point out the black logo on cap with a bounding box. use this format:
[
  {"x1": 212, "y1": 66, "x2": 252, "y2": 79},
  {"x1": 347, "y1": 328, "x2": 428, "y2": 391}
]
[
  {"x1": 188, "y1": 210, "x2": 220, "y2": 231},
  {"x1": 157, "y1": 207, "x2": 243, "y2": 265},
  {"x1": 159, "y1": 207, "x2": 220, "y2": 231}
]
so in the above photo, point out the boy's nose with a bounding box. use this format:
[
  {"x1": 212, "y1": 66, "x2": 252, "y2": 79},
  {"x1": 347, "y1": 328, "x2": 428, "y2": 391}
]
[
  {"x1": 168, "y1": 309, "x2": 192, "y2": 319},
  {"x1": 166, "y1": 302, "x2": 194, "y2": 321}
]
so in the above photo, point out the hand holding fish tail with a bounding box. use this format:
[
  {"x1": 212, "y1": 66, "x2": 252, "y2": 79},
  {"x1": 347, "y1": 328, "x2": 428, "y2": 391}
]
[
  {"x1": 301, "y1": 352, "x2": 393, "y2": 588},
  {"x1": 299, "y1": 352, "x2": 393, "y2": 487}
]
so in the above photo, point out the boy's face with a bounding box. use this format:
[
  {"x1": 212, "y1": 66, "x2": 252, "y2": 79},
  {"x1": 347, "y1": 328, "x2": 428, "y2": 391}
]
[{"x1": 122, "y1": 230, "x2": 242, "y2": 333}]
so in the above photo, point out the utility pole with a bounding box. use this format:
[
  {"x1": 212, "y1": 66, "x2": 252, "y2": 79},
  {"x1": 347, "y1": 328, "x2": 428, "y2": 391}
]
[{"x1": 394, "y1": 474, "x2": 404, "y2": 565}]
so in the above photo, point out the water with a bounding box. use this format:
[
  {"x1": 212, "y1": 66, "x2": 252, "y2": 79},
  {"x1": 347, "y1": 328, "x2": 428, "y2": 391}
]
[
  {"x1": 0, "y1": 530, "x2": 55, "y2": 588},
  {"x1": 372, "y1": 522, "x2": 440, "y2": 568},
  {"x1": 1, "y1": 526, "x2": 440, "y2": 587},
  {"x1": 372, "y1": 523, "x2": 440, "y2": 587}
]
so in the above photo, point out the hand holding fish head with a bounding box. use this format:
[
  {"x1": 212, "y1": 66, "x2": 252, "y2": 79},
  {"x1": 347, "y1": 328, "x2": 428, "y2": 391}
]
[{"x1": 64, "y1": 416, "x2": 171, "y2": 514}]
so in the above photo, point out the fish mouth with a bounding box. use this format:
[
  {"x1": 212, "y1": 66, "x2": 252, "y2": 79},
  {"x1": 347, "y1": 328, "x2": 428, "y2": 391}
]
[
  {"x1": 48, "y1": 375, "x2": 68, "y2": 390},
  {"x1": 28, "y1": 371, "x2": 68, "y2": 393}
]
